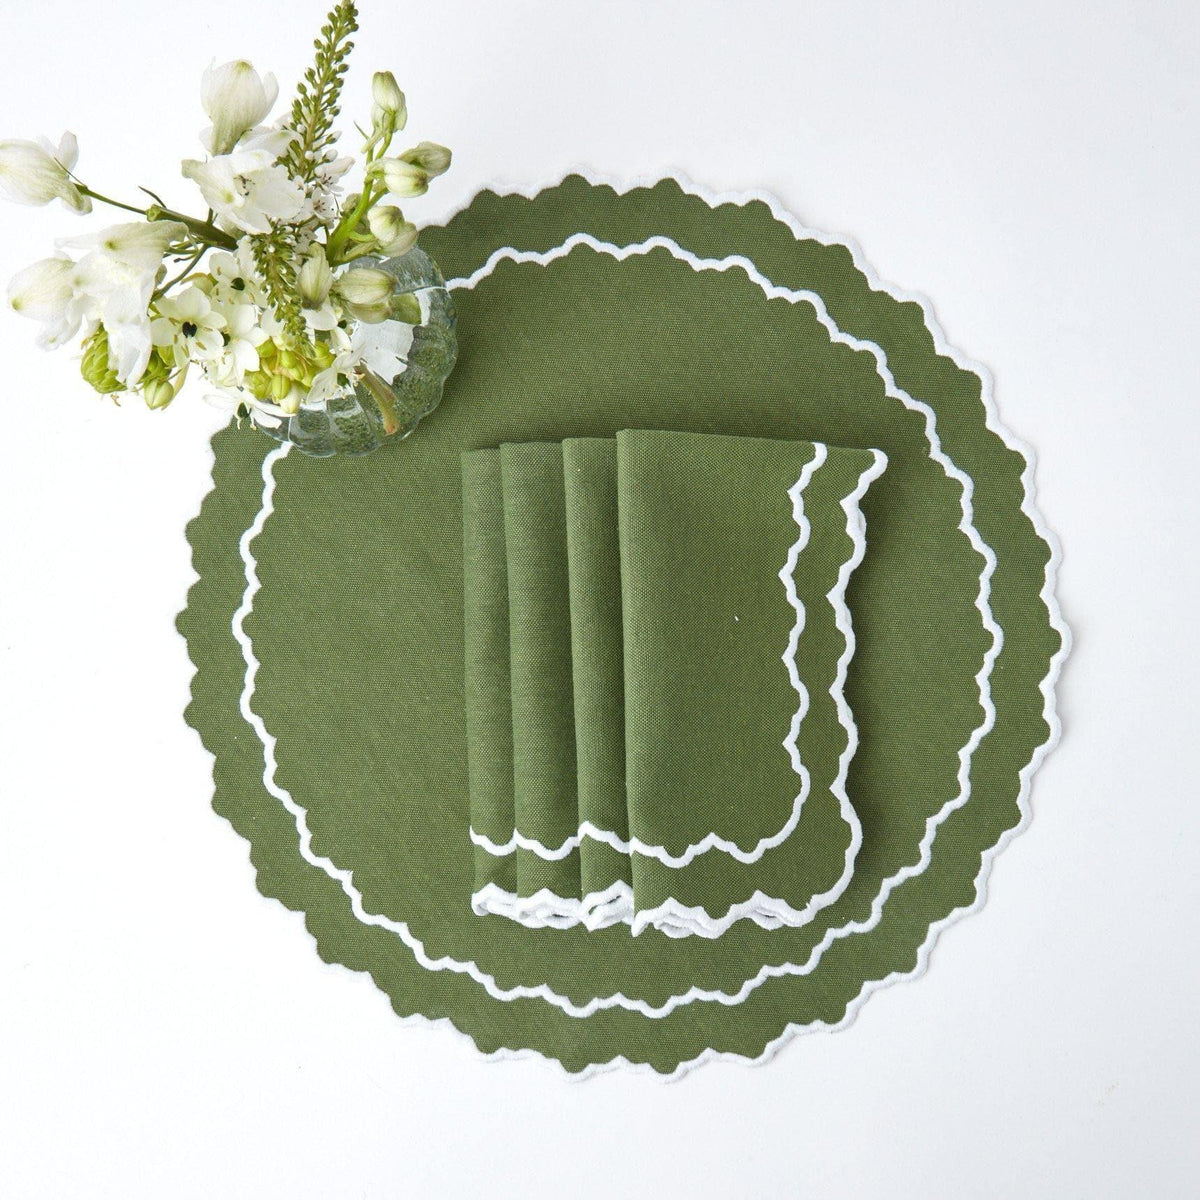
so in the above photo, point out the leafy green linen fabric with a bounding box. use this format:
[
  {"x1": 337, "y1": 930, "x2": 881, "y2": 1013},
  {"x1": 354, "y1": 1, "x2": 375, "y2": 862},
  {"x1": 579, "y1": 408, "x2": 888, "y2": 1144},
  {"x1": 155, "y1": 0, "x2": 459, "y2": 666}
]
[
  {"x1": 500, "y1": 443, "x2": 584, "y2": 911},
  {"x1": 462, "y1": 449, "x2": 517, "y2": 901},
  {"x1": 179, "y1": 177, "x2": 1064, "y2": 1076},
  {"x1": 618, "y1": 429, "x2": 885, "y2": 936},
  {"x1": 563, "y1": 438, "x2": 633, "y2": 912},
  {"x1": 466, "y1": 430, "x2": 885, "y2": 938}
]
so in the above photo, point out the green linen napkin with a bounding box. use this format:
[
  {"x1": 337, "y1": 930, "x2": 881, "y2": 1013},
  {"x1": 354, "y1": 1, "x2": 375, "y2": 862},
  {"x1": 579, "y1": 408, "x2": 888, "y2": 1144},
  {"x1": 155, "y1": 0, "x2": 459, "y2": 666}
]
[
  {"x1": 462, "y1": 449, "x2": 518, "y2": 904},
  {"x1": 468, "y1": 430, "x2": 886, "y2": 937},
  {"x1": 501, "y1": 442, "x2": 584, "y2": 922},
  {"x1": 617, "y1": 429, "x2": 887, "y2": 936},
  {"x1": 564, "y1": 438, "x2": 634, "y2": 919},
  {"x1": 467, "y1": 443, "x2": 626, "y2": 928}
]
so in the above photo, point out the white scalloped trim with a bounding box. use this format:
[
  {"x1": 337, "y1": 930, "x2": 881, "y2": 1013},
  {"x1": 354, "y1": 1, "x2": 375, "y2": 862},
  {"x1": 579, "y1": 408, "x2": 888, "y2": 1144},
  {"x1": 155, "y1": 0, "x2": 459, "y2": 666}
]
[
  {"x1": 472, "y1": 881, "x2": 634, "y2": 931},
  {"x1": 217, "y1": 171, "x2": 1071, "y2": 1080}
]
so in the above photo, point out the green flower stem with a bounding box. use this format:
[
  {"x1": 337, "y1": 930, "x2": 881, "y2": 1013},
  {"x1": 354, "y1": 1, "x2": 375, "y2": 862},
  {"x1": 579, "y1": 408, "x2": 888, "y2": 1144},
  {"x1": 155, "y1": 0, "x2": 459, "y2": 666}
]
[
  {"x1": 325, "y1": 183, "x2": 379, "y2": 263},
  {"x1": 325, "y1": 120, "x2": 395, "y2": 263},
  {"x1": 153, "y1": 246, "x2": 208, "y2": 300},
  {"x1": 143, "y1": 204, "x2": 238, "y2": 250},
  {"x1": 76, "y1": 186, "x2": 149, "y2": 217},
  {"x1": 76, "y1": 186, "x2": 238, "y2": 250},
  {"x1": 358, "y1": 365, "x2": 400, "y2": 435}
]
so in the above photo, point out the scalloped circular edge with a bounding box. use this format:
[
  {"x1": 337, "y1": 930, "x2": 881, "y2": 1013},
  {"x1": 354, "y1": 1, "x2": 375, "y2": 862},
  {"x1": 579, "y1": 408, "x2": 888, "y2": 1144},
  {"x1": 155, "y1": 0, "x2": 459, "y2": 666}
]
[{"x1": 183, "y1": 168, "x2": 1070, "y2": 1080}]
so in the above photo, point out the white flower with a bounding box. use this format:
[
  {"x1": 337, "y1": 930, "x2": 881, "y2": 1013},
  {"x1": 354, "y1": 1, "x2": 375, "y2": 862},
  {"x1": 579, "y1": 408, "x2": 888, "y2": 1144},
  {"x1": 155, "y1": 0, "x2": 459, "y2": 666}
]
[
  {"x1": 151, "y1": 287, "x2": 227, "y2": 369},
  {"x1": 206, "y1": 240, "x2": 269, "y2": 307},
  {"x1": 287, "y1": 147, "x2": 354, "y2": 226},
  {"x1": 0, "y1": 132, "x2": 91, "y2": 212},
  {"x1": 61, "y1": 220, "x2": 187, "y2": 383},
  {"x1": 59, "y1": 220, "x2": 186, "y2": 276},
  {"x1": 367, "y1": 205, "x2": 418, "y2": 257},
  {"x1": 352, "y1": 315, "x2": 413, "y2": 382},
  {"x1": 200, "y1": 60, "x2": 279, "y2": 155},
  {"x1": 307, "y1": 316, "x2": 414, "y2": 406},
  {"x1": 204, "y1": 298, "x2": 266, "y2": 386},
  {"x1": 182, "y1": 149, "x2": 305, "y2": 235},
  {"x1": 233, "y1": 124, "x2": 293, "y2": 159},
  {"x1": 202, "y1": 387, "x2": 284, "y2": 429},
  {"x1": 377, "y1": 157, "x2": 428, "y2": 199},
  {"x1": 6, "y1": 255, "x2": 90, "y2": 348},
  {"x1": 10, "y1": 220, "x2": 185, "y2": 384}
]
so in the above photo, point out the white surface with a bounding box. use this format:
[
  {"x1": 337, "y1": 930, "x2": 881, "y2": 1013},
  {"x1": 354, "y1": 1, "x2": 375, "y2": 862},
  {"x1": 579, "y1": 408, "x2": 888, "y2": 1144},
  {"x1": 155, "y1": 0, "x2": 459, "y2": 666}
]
[{"x1": 0, "y1": 0, "x2": 1196, "y2": 1196}]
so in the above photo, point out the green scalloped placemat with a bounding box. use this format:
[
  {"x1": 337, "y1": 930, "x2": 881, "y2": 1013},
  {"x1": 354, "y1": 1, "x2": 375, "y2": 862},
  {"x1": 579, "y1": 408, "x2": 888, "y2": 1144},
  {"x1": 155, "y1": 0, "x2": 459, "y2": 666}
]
[{"x1": 179, "y1": 177, "x2": 1065, "y2": 1076}]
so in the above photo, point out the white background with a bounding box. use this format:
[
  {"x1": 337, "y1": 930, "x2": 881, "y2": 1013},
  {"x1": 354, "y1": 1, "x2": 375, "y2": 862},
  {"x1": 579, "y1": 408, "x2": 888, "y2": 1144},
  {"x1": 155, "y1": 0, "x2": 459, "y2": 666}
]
[{"x1": 1, "y1": 1, "x2": 1197, "y2": 1196}]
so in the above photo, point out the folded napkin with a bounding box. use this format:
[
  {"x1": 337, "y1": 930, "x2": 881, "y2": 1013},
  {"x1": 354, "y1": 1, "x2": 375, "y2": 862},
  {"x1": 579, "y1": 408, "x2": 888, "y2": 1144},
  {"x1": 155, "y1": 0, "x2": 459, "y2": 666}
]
[
  {"x1": 465, "y1": 431, "x2": 886, "y2": 937},
  {"x1": 502, "y1": 442, "x2": 585, "y2": 921},
  {"x1": 564, "y1": 438, "x2": 635, "y2": 918},
  {"x1": 465, "y1": 444, "x2": 588, "y2": 927},
  {"x1": 618, "y1": 429, "x2": 887, "y2": 935},
  {"x1": 462, "y1": 449, "x2": 518, "y2": 903}
]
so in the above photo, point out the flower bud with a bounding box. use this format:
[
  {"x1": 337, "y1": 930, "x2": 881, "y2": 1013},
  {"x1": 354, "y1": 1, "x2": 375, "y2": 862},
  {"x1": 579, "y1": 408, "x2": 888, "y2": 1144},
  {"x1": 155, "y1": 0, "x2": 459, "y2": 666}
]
[
  {"x1": 378, "y1": 158, "x2": 428, "y2": 199},
  {"x1": 371, "y1": 72, "x2": 407, "y2": 126},
  {"x1": 297, "y1": 249, "x2": 333, "y2": 308},
  {"x1": 400, "y1": 141, "x2": 452, "y2": 179},
  {"x1": 335, "y1": 266, "x2": 397, "y2": 325},
  {"x1": 366, "y1": 205, "x2": 418, "y2": 257},
  {"x1": 201, "y1": 60, "x2": 279, "y2": 155},
  {"x1": 0, "y1": 133, "x2": 91, "y2": 213},
  {"x1": 334, "y1": 267, "x2": 395, "y2": 308},
  {"x1": 80, "y1": 327, "x2": 123, "y2": 395},
  {"x1": 269, "y1": 371, "x2": 292, "y2": 403},
  {"x1": 143, "y1": 377, "x2": 175, "y2": 410},
  {"x1": 279, "y1": 383, "x2": 303, "y2": 415}
]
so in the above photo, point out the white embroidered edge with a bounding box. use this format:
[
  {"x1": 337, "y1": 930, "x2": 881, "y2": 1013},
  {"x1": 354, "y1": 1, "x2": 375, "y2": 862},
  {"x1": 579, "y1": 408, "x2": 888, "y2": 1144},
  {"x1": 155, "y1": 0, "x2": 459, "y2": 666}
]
[
  {"x1": 205, "y1": 169, "x2": 1071, "y2": 1080},
  {"x1": 470, "y1": 447, "x2": 889, "y2": 940},
  {"x1": 472, "y1": 881, "x2": 634, "y2": 932}
]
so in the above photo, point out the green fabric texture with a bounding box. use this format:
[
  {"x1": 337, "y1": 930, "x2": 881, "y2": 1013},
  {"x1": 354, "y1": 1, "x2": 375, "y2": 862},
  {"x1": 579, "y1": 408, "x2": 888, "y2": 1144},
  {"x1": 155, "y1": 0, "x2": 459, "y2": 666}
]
[
  {"x1": 178, "y1": 177, "x2": 1065, "y2": 1076},
  {"x1": 618, "y1": 429, "x2": 884, "y2": 936},
  {"x1": 466, "y1": 430, "x2": 883, "y2": 937},
  {"x1": 500, "y1": 443, "x2": 583, "y2": 908},
  {"x1": 462, "y1": 450, "x2": 517, "y2": 900},
  {"x1": 563, "y1": 438, "x2": 632, "y2": 908}
]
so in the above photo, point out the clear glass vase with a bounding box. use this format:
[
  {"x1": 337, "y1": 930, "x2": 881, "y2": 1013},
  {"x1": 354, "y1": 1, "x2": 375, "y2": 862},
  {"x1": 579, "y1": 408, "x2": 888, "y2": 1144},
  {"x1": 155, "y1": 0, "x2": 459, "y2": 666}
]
[{"x1": 254, "y1": 246, "x2": 457, "y2": 457}]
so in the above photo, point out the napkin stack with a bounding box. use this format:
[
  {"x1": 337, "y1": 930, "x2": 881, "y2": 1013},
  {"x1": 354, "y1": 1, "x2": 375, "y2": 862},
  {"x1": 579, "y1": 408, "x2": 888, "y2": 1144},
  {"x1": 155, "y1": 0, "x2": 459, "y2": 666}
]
[{"x1": 463, "y1": 430, "x2": 887, "y2": 938}]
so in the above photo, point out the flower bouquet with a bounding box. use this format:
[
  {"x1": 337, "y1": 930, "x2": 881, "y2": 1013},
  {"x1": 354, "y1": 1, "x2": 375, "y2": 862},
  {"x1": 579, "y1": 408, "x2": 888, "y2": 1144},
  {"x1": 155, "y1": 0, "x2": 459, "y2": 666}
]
[{"x1": 0, "y1": 0, "x2": 457, "y2": 456}]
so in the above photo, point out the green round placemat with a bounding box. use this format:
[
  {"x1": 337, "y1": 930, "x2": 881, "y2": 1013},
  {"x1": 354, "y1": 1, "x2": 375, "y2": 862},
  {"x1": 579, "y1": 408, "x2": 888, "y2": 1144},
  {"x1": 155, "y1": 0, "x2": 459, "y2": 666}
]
[{"x1": 179, "y1": 177, "x2": 1066, "y2": 1076}]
